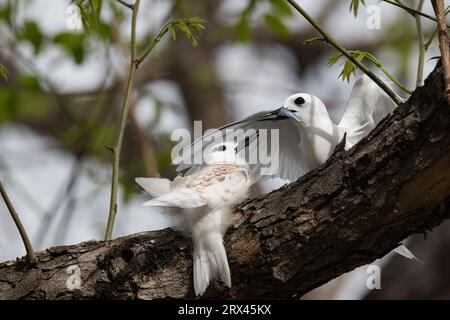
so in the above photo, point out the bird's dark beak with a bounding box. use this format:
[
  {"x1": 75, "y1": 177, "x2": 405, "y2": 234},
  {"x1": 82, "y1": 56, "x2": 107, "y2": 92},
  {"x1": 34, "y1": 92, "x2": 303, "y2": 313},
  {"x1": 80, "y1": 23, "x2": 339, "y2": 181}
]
[{"x1": 257, "y1": 106, "x2": 300, "y2": 122}]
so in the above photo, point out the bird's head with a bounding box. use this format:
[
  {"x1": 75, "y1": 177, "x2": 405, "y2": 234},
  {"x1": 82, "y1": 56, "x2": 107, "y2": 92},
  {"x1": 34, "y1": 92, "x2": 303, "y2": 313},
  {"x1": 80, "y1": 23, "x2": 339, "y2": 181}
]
[
  {"x1": 282, "y1": 93, "x2": 328, "y2": 126},
  {"x1": 203, "y1": 141, "x2": 244, "y2": 165},
  {"x1": 257, "y1": 93, "x2": 328, "y2": 126}
]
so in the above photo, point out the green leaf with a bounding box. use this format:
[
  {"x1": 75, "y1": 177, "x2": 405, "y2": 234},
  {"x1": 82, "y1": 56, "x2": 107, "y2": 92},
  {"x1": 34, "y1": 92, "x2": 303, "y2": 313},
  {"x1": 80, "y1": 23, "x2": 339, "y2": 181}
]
[
  {"x1": 53, "y1": 32, "x2": 85, "y2": 64},
  {"x1": 328, "y1": 50, "x2": 364, "y2": 81},
  {"x1": 19, "y1": 20, "x2": 44, "y2": 54},
  {"x1": 326, "y1": 49, "x2": 412, "y2": 93},
  {"x1": 166, "y1": 17, "x2": 205, "y2": 47},
  {"x1": 74, "y1": 0, "x2": 110, "y2": 38},
  {"x1": 264, "y1": 14, "x2": 290, "y2": 38},
  {"x1": 339, "y1": 59, "x2": 357, "y2": 82},
  {"x1": 327, "y1": 52, "x2": 343, "y2": 66},
  {"x1": 349, "y1": 0, "x2": 366, "y2": 17},
  {"x1": 0, "y1": 64, "x2": 8, "y2": 83}
]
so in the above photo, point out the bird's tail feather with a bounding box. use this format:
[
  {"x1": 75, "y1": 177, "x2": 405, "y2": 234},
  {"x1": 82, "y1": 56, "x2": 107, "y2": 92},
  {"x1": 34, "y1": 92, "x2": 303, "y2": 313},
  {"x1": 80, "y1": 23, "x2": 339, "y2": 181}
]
[{"x1": 193, "y1": 231, "x2": 231, "y2": 296}]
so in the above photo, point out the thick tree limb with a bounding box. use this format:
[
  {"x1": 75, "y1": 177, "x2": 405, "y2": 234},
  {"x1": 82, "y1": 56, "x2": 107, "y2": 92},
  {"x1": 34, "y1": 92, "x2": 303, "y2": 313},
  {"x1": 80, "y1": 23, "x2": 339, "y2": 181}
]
[{"x1": 1, "y1": 64, "x2": 450, "y2": 300}]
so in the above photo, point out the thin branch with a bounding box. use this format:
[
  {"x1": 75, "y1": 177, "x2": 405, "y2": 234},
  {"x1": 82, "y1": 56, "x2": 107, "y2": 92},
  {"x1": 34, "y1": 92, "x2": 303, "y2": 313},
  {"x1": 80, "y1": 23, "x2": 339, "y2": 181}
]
[
  {"x1": 0, "y1": 180, "x2": 37, "y2": 264},
  {"x1": 115, "y1": 0, "x2": 133, "y2": 10},
  {"x1": 136, "y1": 17, "x2": 205, "y2": 67},
  {"x1": 359, "y1": 51, "x2": 413, "y2": 94},
  {"x1": 105, "y1": 0, "x2": 140, "y2": 240},
  {"x1": 382, "y1": 0, "x2": 450, "y2": 27},
  {"x1": 415, "y1": 0, "x2": 425, "y2": 87},
  {"x1": 135, "y1": 23, "x2": 170, "y2": 67},
  {"x1": 285, "y1": 0, "x2": 402, "y2": 105},
  {"x1": 432, "y1": 0, "x2": 450, "y2": 105}
]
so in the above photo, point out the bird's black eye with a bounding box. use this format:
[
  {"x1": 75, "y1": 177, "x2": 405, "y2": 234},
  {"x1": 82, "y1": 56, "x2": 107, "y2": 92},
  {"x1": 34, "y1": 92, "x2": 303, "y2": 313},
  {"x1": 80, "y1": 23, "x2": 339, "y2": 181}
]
[
  {"x1": 215, "y1": 145, "x2": 226, "y2": 152},
  {"x1": 294, "y1": 96, "x2": 305, "y2": 105}
]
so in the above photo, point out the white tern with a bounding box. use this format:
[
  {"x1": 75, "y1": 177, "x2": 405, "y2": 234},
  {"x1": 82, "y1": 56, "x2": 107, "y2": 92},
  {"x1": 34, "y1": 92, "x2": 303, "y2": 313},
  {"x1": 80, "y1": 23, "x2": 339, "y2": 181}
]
[{"x1": 136, "y1": 141, "x2": 253, "y2": 296}]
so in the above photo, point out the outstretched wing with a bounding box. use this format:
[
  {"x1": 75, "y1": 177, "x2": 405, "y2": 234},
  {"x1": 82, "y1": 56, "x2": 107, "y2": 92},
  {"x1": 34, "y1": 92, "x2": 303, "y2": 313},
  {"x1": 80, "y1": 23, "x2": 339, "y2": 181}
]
[
  {"x1": 175, "y1": 111, "x2": 305, "y2": 182},
  {"x1": 339, "y1": 75, "x2": 397, "y2": 149}
]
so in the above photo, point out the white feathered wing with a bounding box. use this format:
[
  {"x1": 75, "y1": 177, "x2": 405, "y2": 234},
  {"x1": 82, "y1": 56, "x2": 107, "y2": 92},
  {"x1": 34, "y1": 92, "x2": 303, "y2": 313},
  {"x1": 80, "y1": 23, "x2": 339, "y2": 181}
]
[{"x1": 338, "y1": 75, "x2": 397, "y2": 149}]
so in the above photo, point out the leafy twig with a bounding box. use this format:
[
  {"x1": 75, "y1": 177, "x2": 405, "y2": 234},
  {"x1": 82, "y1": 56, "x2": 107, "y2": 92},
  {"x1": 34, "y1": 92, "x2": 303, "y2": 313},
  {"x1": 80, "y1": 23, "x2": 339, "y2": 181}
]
[
  {"x1": 136, "y1": 17, "x2": 205, "y2": 67},
  {"x1": 285, "y1": 0, "x2": 402, "y2": 104},
  {"x1": 327, "y1": 50, "x2": 412, "y2": 94},
  {"x1": 432, "y1": 0, "x2": 450, "y2": 104},
  {"x1": 0, "y1": 180, "x2": 37, "y2": 264},
  {"x1": 415, "y1": 0, "x2": 425, "y2": 87}
]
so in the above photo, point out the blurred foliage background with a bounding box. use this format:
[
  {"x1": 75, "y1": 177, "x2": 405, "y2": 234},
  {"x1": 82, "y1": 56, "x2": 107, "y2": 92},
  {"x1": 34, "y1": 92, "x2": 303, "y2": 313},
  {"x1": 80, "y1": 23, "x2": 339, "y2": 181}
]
[{"x1": 0, "y1": 0, "x2": 449, "y2": 299}]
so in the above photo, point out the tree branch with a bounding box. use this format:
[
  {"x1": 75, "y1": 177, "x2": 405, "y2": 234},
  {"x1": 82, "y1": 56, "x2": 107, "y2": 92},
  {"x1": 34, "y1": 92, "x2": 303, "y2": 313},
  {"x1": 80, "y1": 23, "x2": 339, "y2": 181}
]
[
  {"x1": 382, "y1": 0, "x2": 447, "y2": 26},
  {"x1": 105, "y1": 0, "x2": 140, "y2": 240},
  {"x1": 432, "y1": 0, "x2": 450, "y2": 105},
  {"x1": 415, "y1": 0, "x2": 425, "y2": 87},
  {"x1": 115, "y1": 0, "x2": 133, "y2": 10},
  {"x1": 1, "y1": 63, "x2": 449, "y2": 299},
  {"x1": 285, "y1": 0, "x2": 402, "y2": 105},
  {"x1": 0, "y1": 181, "x2": 36, "y2": 264}
]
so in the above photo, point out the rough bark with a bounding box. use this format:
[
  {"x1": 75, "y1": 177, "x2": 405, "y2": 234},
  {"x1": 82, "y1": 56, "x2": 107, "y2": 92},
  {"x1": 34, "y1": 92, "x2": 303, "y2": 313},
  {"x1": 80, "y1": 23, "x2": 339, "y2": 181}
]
[{"x1": 1, "y1": 64, "x2": 450, "y2": 300}]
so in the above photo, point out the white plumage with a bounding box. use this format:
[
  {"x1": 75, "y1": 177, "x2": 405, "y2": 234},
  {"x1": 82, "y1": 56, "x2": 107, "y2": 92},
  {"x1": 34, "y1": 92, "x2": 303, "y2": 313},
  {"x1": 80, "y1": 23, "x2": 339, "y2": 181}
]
[
  {"x1": 174, "y1": 74, "x2": 419, "y2": 262},
  {"x1": 136, "y1": 141, "x2": 253, "y2": 295},
  {"x1": 176, "y1": 75, "x2": 396, "y2": 182}
]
